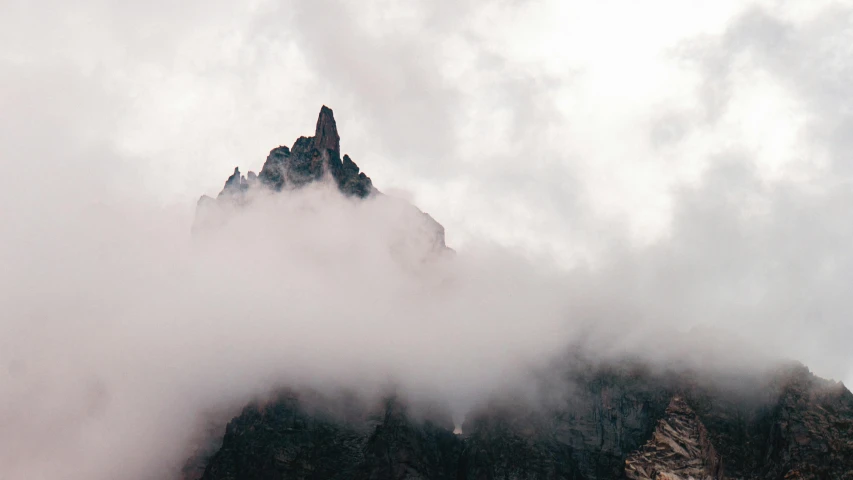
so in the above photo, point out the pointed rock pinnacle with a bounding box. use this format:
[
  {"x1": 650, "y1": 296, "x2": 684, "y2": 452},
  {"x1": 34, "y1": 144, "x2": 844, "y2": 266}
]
[{"x1": 314, "y1": 105, "x2": 340, "y2": 154}]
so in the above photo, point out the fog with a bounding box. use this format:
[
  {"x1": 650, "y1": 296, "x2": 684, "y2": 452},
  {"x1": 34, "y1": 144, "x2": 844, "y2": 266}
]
[
  {"x1": 0, "y1": 181, "x2": 583, "y2": 479},
  {"x1": 3, "y1": 0, "x2": 853, "y2": 479},
  {"x1": 0, "y1": 154, "x2": 844, "y2": 479}
]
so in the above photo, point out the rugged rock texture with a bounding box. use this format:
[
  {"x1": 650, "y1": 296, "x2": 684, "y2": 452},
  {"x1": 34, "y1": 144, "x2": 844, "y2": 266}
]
[
  {"x1": 684, "y1": 364, "x2": 853, "y2": 480},
  {"x1": 194, "y1": 362, "x2": 853, "y2": 480},
  {"x1": 624, "y1": 396, "x2": 722, "y2": 480},
  {"x1": 457, "y1": 404, "x2": 582, "y2": 479},
  {"x1": 760, "y1": 367, "x2": 853, "y2": 479}
]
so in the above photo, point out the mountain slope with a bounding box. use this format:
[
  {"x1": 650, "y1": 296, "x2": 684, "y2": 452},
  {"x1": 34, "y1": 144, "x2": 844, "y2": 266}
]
[{"x1": 194, "y1": 361, "x2": 853, "y2": 479}]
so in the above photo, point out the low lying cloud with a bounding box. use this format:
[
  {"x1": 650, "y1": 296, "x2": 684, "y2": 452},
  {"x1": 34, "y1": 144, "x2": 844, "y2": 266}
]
[
  {"x1": 0, "y1": 167, "x2": 843, "y2": 479},
  {"x1": 3, "y1": 1, "x2": 853, "y2": 479},
  {"x1": 0, "y1": 182, "x2": 579, "y2": 479}
]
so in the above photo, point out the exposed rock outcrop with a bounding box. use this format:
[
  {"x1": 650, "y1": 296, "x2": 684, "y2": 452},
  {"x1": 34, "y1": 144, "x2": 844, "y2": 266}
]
[
  {"x1": 624, "y1": 396, "x2": 722, "y2": 480},
  {"x1": 253, "y1": 106, "x2": 372, "y2": 197}
]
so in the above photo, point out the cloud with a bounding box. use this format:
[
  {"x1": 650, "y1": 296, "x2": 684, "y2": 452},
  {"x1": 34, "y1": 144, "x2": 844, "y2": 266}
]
[
  {"x1": 0, "y1": 181, "x2": 580, "y2": 479},
  {"x1": 2, "y1": 0, "x2": 853, "y2": 479}
]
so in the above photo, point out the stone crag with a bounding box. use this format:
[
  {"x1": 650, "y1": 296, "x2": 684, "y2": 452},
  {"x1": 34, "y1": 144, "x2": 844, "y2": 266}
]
[
  {"x1": 196, "y1": 106, "x2": 446, "y2": 252},
  {"x1": 213, "y1": 106, "x2": 372, "y2": 199},
  {"x1": 254, "y1": 106, "x2": 372, "y2": 198}
]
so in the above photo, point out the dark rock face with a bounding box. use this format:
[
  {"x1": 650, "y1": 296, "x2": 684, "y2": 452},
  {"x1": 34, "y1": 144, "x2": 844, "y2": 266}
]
[
  {"x1": 684, "y1": 365, "x2": 853, "y2": 480},
  {"x1": 199, "y1": 392, "x2": 463, "y2": 480},
  {"x1": 213, "y1": 106, "x2": 371, "y2": 198},
  {"x1": 195, "y1": 363, "x2": 853, "y2": 480},
  {"x1": 458, "y1": 361, "x2": 674, "y2": 480},
  {"x1": 358, "y1": 398, "x2": 463, "y2": 480},
  {"x1": 761, "y1": 369, "x2": 853, "y2": 479},
  {"x1": 457, "y1": 403, "x2": 583, "y2": 479},
  {"x1": 314, "y1": 105, "x2": 341, "y2": 154},
  {"x1": 201, "y1": 393, "x2": 368, "y2": 480}
]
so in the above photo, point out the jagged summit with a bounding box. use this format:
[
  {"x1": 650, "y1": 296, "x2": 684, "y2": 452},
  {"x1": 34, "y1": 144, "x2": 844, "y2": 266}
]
[
  {"x1": 250, "y1": 105, "x2": 372, "y2": 197},
  {"x1": 202, "y1": 106, "x2": 373, "y2": 200},
  {"x1": 195, "y1": 106, "x2": 448, "y2": 251},
  {"x1": 625, "y1": 396, "x2": 722, "y2": 479}
]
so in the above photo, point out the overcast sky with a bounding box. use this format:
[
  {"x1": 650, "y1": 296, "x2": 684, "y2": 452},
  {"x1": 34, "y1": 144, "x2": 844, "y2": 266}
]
[
  {"x1": 2, "y1": 1, "x2": 853, "y2": 477},
  {"x1": 1, "y1": 1, "x2": 848, "y2": 246}
]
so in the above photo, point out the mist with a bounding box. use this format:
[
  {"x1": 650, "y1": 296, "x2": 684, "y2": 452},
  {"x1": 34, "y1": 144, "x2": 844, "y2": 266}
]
[
  {"x1": 3, "y1": 0, "x2": 853, "y2": 478},
  {"x1": 0, "y1": 181, "x2": 581, "y2": 479},
  {"x1": 0, "y1": 159, "x2": 845, "y2": 479}
]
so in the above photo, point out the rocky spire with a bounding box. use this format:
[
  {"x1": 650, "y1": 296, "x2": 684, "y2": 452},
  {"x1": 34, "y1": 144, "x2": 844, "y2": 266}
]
[{"x1": 313, "y1": 105, "x2": 340, "y2": 154}]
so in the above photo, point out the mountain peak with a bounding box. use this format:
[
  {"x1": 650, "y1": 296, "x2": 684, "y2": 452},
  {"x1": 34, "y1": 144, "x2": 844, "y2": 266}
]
[
  {"x1": 314, "y1": 105, "x2": 340, "y2": 154},
  {"x1": 197, "y1": 105, "x2": 449, "y2": 251}
]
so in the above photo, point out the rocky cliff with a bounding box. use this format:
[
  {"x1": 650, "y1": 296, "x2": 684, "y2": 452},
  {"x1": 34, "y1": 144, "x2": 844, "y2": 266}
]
[{"x1": 191, "y1": 359, "x2": 853, "y2": 480}]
